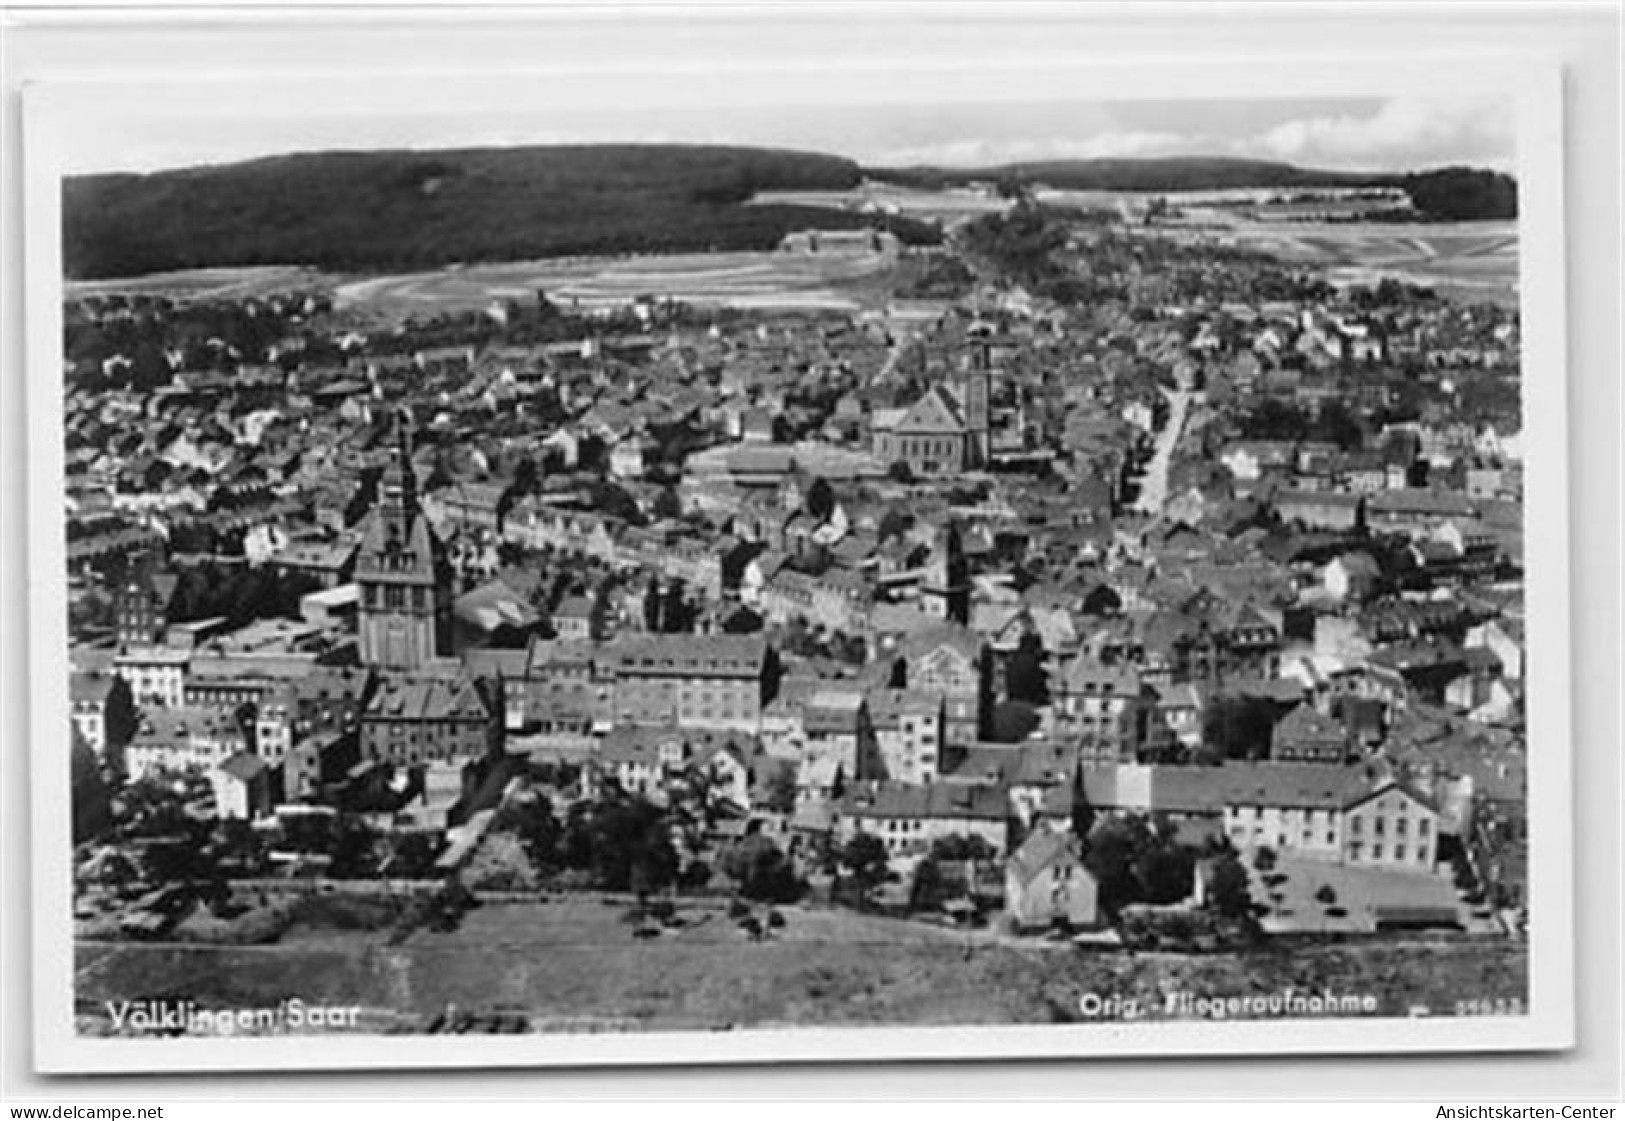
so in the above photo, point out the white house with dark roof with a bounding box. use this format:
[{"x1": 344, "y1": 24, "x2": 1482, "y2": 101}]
[
  {"x1": 868, "y1": 688, "x2": 946, "y2": 785},
  {"x1": 609, "y1": 633, "x2": 772, "y2": 733},
  {"x1": 1005, "y1": 829, "x2": 1100, "y2": 931},
  {"x1": 210, "y1": 752, "x2": 272, "y2": 820},
  {"x1": 1219, "y1": 762, "x2": 1439, "y2": 869}
]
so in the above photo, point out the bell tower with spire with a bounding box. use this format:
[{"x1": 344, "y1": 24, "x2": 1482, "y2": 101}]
[{"x1": 354, "y1": 408, "x2": 452, "y2": 670}]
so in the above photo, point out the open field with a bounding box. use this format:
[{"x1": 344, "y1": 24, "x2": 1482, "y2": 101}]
[
  {"x1": 74, "y1": 897, "x2": 1527, "y2": 1036},
  {"x1": 66, "y1": 266, "x2": 323, "y2": 304},
  {"x1": 333, "y1": 247, "x2": 898, "y2": 318},
  {"x1": 1159, "y1": 219, "x2": 1520, "y2": 304},
  {"x1": 753, "y1": 183, "x2": 1014, "y2": 225}
]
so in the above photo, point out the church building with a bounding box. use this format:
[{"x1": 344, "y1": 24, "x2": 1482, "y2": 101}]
[{"x1": 871, "y1": 346, "x2": 993, "y2": 477}]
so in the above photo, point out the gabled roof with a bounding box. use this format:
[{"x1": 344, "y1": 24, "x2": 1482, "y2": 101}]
[
  {"x1": 838, "y1": 780, "x2": 1007, "y2": 821},
  {"x1": 899, "y1": 622, "x2": 983, "y2": 665},
  {"x1": 894, "y1": 385, "x2": 968, "y2": 435},
  {"x1": 218, "y1": 751, "x2": 269, "y2": 782},
  {"x1": 1007, "y1": 829, "x2": 1088, "y2": 887},
  {"x1": 1274, "y1": 702, "x2": 1346, "y2": 745}
]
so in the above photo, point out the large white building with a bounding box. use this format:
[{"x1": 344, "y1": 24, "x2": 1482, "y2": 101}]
[{"x1": 1221, "y1": 763, "x2": 1439, "y2": 870}]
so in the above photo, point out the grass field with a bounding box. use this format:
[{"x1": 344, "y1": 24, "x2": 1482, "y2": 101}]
[
  {"x1": 66, "y1": 266, "x2": 323, "y2": 304},
  {"x1": 1169, "y1": 219, "x2": 1520, "y2": 304},
  {"x1": 74, "y1": 897, "x2": 1527, "y2": 1036},
  {"x1": 331, "y1": 247, "x2": 898, "y2": 318}
]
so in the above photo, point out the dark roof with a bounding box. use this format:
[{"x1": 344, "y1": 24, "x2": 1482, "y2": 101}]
[
  {"x1": 1007, "y1": 829, "x2": 1086, "y2": 887},
  {"x1": 838, "y1": 780, "x2": 1007, "y2": 822},
  {"x1": 611, "y1": 634, "x2": 768, "y2": 679}
]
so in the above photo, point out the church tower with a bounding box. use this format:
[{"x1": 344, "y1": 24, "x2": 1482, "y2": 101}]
[
  {"x1": 354, "y1": 409, "x2": 452, "y2": 671},
  {"x1": 919, "y1": 522, "x2": 971, "y2": 626},
  {"x1": 962, "y1": 339, "x2": 993, "y2": 467}
]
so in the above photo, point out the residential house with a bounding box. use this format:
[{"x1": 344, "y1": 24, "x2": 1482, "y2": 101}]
[
  {"x1": 124, "y1": 706, "x2": 249, "y2": 781},
  {"x1": 834, "y1": 780, "x2": 1009, "y2": 859},
  {"x1": 360, "y1": 674, "x2": 493, "y2": 767},
  {"x1": 552, "y1": 595, "x2": 601, "y2": 642},
  {"x1": 1324, "y1": 552, "x2": 1382, "y2": 604},
  {"x1": 1219, "y1": 762, "x2": 1439, "y2": 869},
  {"x1": 610, "y1": 633, "x2": 774, "y2": 733},
  {"x1": 1270, "y1": 702, "x2": 1351, "y2": 764},
  {"x1": 868, "y1": 688, "x2": 946, "y2": 785},
  {"x1": 1054, "y1": 654, "x2": 1146, "y2": 765},
  {"x1": 1004, "y1": 830, "x2": 1101, "y2": 931},
  {"x1": 113, "y1": 646, "x2": 190, "y2": 709},
  {"x1": 210, "y1": 752, "x2": 274, "y2": 820},
  {"x1": 895, "y1": 624, "x2": 988, "y2": 746}
]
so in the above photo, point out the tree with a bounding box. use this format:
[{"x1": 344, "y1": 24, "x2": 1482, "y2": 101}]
[
  {"x1": 379, "y1": 830, "x2": 441, "y2": 879},
  {"x1": 343, "y1": 465, "x2": 384, "y2": 527},
  {"x1": 588, "y1": 797, "x2": 678, "y2": 897},
  {"x1": 102, "y1": 675, "x2": 139, "y2": 756},
  {"x1": 1134, "y1": 846, "x2": 1197, "y2": 906},
  {"x1": 1202, "y1": 695, "x2": 1278, "y2": 761},
  {"x1": 651, "y1": 486, "x2": 683, "y2": 521},
  {"x1": 909, "y1": 856, "x2": 948, "y2": 913},
  {"x1": 805, "y1": 477, "x2": 836, "y2": 521},
  {"x1": 69, "y1": 731, "x2": 111, "y2": 844},
  {"x1": 761, "y1": 766, "x2": 798, "y2": 814},
  {"x1": 721, "y1": 834, "x2": 802, "y2": 903},
  {"x1": 465, "y1": 832, "x2": 539, "y2": 892},
  {"x1": 876, "y1": 507, "x2": 913, "y2": 542},
  {"x1": 839, "y1": 832, "x2": 890, "y2": 902},
  {"x1": 930, "y1": 834, "x2": 997, "y2": 863},
  {"x1": 1206, "y1": 855, "x2": 1253, "y2": 919},
  {"x1": 491, "y1": 792, "x2": 561, "y2": 871},
  {"x1": 328, "y1": 816, "x2": 381, "y2": 879},
  {"x1": 1084, "y1": 814, "x2": 1157, "y2": 913},
  {"x1": 989, "y1": 699, "x2": 1040, "y2": 743}
]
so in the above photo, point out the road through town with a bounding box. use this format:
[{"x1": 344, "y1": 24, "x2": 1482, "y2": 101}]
[{"x1": 1134, "y1": 387, "x2": 1192, "y2": 515}]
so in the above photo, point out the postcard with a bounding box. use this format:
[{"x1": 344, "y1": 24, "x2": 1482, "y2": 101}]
[{"x1": 19, "y1": 43, "x2": 1572, "y2": 1072}]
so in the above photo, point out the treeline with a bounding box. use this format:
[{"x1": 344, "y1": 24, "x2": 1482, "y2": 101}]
[
  {"x1": 165, "y1": 561, "x2": 326, "y2": 629},
  {"x1": 64, "y1": 145, "x2": 939, "y2": 279},
  {"x1": 870, "y1": 156, "x2": 1383, "y2": 193},
  {"x1": 870, "y1": 158, "x2": 1517, "y2": 221},
  {"x1": 1400, "y1": 167, "x2": 1518, "y2": 220}
]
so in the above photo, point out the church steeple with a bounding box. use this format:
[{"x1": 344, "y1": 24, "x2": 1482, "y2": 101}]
[
  {"x1": 378, "y1": 407, "x2": 418, "y2": 542},
  {"x1": 354, "y1": 406, "x2": 451, "y2": 671}
]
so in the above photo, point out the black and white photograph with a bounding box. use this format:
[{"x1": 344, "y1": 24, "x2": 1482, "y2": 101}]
[{"x1": 7, "y1": 15, "x2": 1605, "y2": 1084}]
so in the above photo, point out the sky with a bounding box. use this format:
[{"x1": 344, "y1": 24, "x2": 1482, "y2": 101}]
[{"x1": 65, "y1": 95, "x2": 1516, "y2": 177}]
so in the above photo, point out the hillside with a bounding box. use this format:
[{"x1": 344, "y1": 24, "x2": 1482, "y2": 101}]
[
  {"x1": 63, "y1": 147, "x2": 1517, "y2": 280},
  {"x1": 63, "y1": 145, "x2": 937, "y2": 280},
  {"x1": 866, "y1": 157, "x2": 1517, "y2": 220},
  {"x1": 869, "y1": 156, "x2": 1384, "y2": 193}
]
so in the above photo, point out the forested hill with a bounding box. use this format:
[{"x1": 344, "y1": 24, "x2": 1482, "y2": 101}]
[
  {"x1": 62, "y1": 145, "x2": 935, "y2": 280},
  {"x1": 63, "y1": 146, "x2": 1517, "y2": 280}
]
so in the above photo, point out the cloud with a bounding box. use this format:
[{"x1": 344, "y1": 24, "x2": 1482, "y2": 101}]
[
  {"x1": 875, "y1": 130, "x2": 1205, "y2": 167},
  {"x1": 1240, "y1": 96, "x2": 1513, "y2": 170}
]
